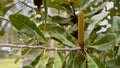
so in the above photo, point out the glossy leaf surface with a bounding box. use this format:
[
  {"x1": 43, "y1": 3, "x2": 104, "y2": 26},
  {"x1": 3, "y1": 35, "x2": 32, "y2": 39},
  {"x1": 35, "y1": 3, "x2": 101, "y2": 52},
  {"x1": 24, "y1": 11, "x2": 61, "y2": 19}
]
[{"x1": 9, "y1": 14, "x2": 46, "y2": 43}]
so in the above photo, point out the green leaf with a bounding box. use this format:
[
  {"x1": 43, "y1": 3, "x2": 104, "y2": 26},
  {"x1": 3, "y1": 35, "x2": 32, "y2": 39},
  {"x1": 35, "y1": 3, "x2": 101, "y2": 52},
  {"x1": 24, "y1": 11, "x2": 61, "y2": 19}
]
[
  {"x1": 89, "y1": 33, "x2": 116, "y2": 51},
  {"x1": 14, "y1": 55, "x2": 21, "y2": 63},
  {"x1": 48, "y1": 2, "x2": 68, "y2": 11},
  {"x1": 21, "y1": 49, "x2": 31, "y2": 56},
  {"x1": 85, "y1": 2, "x2": 107, "y2": 16},
  {"x1": 0, "y1": 0, "x2": 14, "y2": 15},
  {"x1": 23, "y1": 66, "x2": 32, "y2": 68},
  {"x1": 37, "y1": 51, "x2": 47, "y2": 68},
  {"x1": 52, "y1": 32, "x2": 76, "y2": 47},
  {"x1": 112, "y1": 16, "x2": 120, "y2": 32},
  {"x1": 54, "y1": 51, "x2": 62, "y2": 68},
  {"x1": 73, "y1": 0, "x2": 82, "y2": 8},
  {"x1": 107, "y1": 57, "x2": 120, "y2": 68},
  {"x1": 57, "y1": 51, "x2": 66, "y2": 63},
  {"x1": 80, "y1": 0, "x2": 89, "y2": 9},
  {"x1": 31, "y1": 51, "x2": 44, "y2": 67},
  {"x1": 99, "y1": 51, "x2": 106, "y2": 62},
  {"x1": 73, "y1": 52, "x2": 86, "y2": 68},
  {"x1": 65, "y1": 52, "x2": 75, "y2": 68},
  {"x1": 0, "y1": 27, "x2": 5, "y2": 36},
  {"x1": 14, "y1": 48, "x2": 30, "y2": 63},
  {"x1": 9, "y1": 14, "x2": 46, "y2": 43},
  {"x1": 65, "y1": 51, "x2": 85, "y2": 68},
  {"x1": 57, "y1": 51, "x2": 66, "y2": 68},
  {"x1": 111, "y1": 16, "x2": 120, "y2": 43},
  {"x1": 48, "y1": 26, "x2": 77, "y2": 47},
  {"x1": 49, "y1": 16, "x2": 72, "y2": 25},
  {"x1": 86, "y1": 53, "x2": 105, "y2": 68},
  {"x1": 14, "y1": 48, "x2": 31, "y2": 63},
  {"x1": 79, "y1": 60, "x2": 87, "y2": 68},
  {"x1": 85, "y1": 12, "x2": 109, "y2": 41},
  {"x1": 47, "y1": 0, "x2": 69, "y2": 11},
  {"x1": 0, "y1": 24, "x2": 7, "y2": 36},
  {"x1": 47, "y1": 0, "x2": 67, "y2": 4},
  {"x1": 60, "y1": 3, "x2": 72, "y2": 12},
  {"x1": 46, "y1": 58, "x2": 54, "y2": 68},
  {"x1": 39, "y1": 24, "x2": 77, "y2": 47}
]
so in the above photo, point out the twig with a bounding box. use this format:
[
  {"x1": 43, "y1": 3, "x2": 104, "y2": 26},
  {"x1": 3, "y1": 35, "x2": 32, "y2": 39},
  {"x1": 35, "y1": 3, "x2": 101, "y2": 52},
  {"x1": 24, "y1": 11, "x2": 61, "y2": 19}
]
[
  {"x1": 20, "y1": 1, "x2": 35, "y2": 9},
  {"x1": 0, "y1": 16, "x2": 9, "y2": 21},
  {"x1": 0, "y1": 44, "x2": 80, "y2": 51}
]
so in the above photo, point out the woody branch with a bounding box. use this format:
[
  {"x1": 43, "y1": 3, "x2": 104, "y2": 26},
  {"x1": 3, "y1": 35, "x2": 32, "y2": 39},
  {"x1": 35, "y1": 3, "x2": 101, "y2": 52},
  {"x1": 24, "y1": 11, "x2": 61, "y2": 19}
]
[{"x1": 0, "y1": 44, "x2": 80, "y2": 51}]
